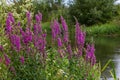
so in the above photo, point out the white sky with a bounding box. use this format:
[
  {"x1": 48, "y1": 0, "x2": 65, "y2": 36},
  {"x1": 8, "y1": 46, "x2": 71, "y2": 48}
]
[{"x1": 115, "y1": 0, "x2": 120, "y2": 4}]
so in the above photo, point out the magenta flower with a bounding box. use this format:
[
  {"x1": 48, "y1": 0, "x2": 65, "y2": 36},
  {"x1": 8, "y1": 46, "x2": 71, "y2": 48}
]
[
  {"x1": 35, "y1": 12, "x2": 42, "y2": 23},
  {"x1": 21, "y1": 28, "x2": 32, "y2": 45},
  {"x1": 8, "y1": 12, "x2": 15, "y2": 23},
  {"x1": 6, "y1": 18, "x2": 12, "y2": 34},
  {"x1": 86, "y1": 44, "x2": 96, "y2": 66},
  {"x1": 51, "y1": 20, "x2": 61, "y2": 41},
  {"x1": 57, "y1": 38, "x2": 62, "y2": 47},
  {"x1": 33, "y1": 23, "x2": 42, "y2": 35},
  {"x1": 61, "y1": 16, "x2": 68, "y2": 32},
  {"x1": 4, "y1": 54, "x2": 11, "y2": 66},
  {"x1": 61, "y1": 16, "x2": 69, "y2": 43},
  {"x1": 67, "y1": 44, "x2": 72, "y2": 59},
  {"x1": 33, "y1": 33, "x2": 46, "y2": 54},
  {"x1": 75, "y1": 21, "x2": 86, "y2": 56},
  {"x1": 20, "y1": 56, "x2": 25, "y2": 64},
  {"x1": 10, "y1": 34, "x2": 21, "y2": 52}
]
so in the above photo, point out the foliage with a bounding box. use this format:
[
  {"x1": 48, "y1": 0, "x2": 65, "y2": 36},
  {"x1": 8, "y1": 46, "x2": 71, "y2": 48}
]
[
  {"x1": 0, "y1": 12, "x2": 100, "y2": 79},
  {"x1": 86, "y1": 23, "x2": 120, "y2": 36},
  {"x1": 69, "y1": 0, "x2": 117, "y2": 26},
  {"x1": 33, "y1": 0, "x2": 68, "y2": 22}
]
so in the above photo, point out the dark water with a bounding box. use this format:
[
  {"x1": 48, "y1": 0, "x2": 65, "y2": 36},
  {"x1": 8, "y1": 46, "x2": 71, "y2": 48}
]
[{"x1": 94, "y1": 37, "x2": 120, "y2": 79}]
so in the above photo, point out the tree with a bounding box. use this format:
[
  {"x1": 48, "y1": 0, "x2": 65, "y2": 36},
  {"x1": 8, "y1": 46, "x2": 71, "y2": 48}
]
[{"x1": 69, "y1": 0, "x2": 117, "y2": 26}]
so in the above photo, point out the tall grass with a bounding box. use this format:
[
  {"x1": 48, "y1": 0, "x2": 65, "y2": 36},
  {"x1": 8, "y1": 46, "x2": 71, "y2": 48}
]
[{"x1": 86, "y1": 23, "x2": 120, "y2": 36}]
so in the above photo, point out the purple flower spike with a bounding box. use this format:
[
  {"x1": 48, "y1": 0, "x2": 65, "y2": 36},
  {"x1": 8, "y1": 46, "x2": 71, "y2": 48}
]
[
  {"x1": 61, "y1": 16, "x2": 69, "y2": 43},
  {"x1": 51, "y1": 20, "x2": 61, "y2": 41},
  {"x1": 10, "y1": 34, "x2": 21, "y2": 52},
  {"x1": 38, "y1": 12, "x2": 42, "y2": 21},
  {"x1": 61, "y1": 16, "x2": 68, "y2": 32},
  {"x1": 6, "y1": 17, "x2": 12, "y2": 34},
  {"x1": 20, "y1": 56, "x2": 25, "y2": 64},
  {"x1": 67, "y1": 44, "x2": 73, "y2": 59},
  {"x1": 86, "y1": 44, "x2": 96, "y2": 66},
  {"x1": 8, "y1": 12, "x2": 15, "y2": 23},
  {"x1": 21, "y1": 28, "x2": 32, "y2": 45},
  {"x1": 35, "y1": 12, "x2": 42, "y2": 23},
  {"x1": 75, "y1": 21, "x2": 86, "y2": 56},
  {"x1": 4, "y1": 54, "x2": 11, "y2": 66},
  {"x1": 57, "y1": 38, "x2": 62, "y2": 47}
]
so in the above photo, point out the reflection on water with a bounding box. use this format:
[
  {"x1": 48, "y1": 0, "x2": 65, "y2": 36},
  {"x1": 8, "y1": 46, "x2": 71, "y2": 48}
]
[{"x1": 94, "y1": 37, "x2": 120, "y2": 78}]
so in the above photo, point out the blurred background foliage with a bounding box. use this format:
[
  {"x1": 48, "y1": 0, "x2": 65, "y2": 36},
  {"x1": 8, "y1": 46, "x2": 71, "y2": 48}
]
[{"x1": 1, "y1": 0, "x2": 120, "y2": 26}]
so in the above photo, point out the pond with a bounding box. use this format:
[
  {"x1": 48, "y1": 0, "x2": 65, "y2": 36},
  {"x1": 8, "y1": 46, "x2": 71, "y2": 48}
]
[{"x1": 94, "y1": 37, "x2": 120, "y2": 79}]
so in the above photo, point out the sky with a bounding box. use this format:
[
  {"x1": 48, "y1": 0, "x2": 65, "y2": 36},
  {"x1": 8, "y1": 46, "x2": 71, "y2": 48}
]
[{"x1": 115, "y1": 0, "x2": 120, "y2": 4}]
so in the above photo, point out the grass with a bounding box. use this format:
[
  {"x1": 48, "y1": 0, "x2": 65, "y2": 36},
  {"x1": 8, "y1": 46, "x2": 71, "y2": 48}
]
[{"x1": 86, "y1": 23, "x2": 120, "y2": 36}]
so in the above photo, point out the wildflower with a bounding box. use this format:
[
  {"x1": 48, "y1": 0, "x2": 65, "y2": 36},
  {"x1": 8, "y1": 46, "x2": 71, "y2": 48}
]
[
  {"x1": 35, "y1": 12, "x2": 42, "y2": 23},
  {"x1": 33, "y1": 33, "x2": 46, "y2": 56},
  {"x1": 33, "y1": 23, "x2": 42, "y2": 35},
  {"x1": 67, "y1": 44, "x2": 72, "y2": 59},
  {"x1": 51, "y1": 20, "x2": 61, "y2": 41},
  {"x1": 54, "y1": 20, "x2": 61, "y2": 36},
  {"x1": 4, "y1": 54, "x2": 11, "y2": 66},
  {"x1": 75, "y1": 21, "x2": 85, "y2": 56},
  {"x1": 6, "y1": 17, "x2": 12, "y2": 34},
  {"x1": 61, "y1": 16, "x2": 69, "y2": 43},
  {"x1": 17, "y1": 22, "x2": 21, "y2": 26},
  {"x1": 86, "y1": 44, "x2": 96, "y2": 65},
  {"x1": 20, "y1": 56, "x2": 25, "y2": 64},
  {"x1": 57, "y1": 38, "x2": 62, "y2": 47},
  {"x1": 60, "y1": 16, "x2": 68, "y2": 32},
  {"x1": 21, "y1": 28, "x2": 32, "y2": 45},
  {"x1": 10, "y1": 34, "x2": 21, "y2": 52},
  {"x1": 8, "y1": 12, "x2": 15, "y2": 23}
]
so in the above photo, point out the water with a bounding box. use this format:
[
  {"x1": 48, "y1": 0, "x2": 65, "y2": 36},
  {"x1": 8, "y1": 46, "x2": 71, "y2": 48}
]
[{"x1": 94, "y1": 37, "x2": 120, "y2": 79}]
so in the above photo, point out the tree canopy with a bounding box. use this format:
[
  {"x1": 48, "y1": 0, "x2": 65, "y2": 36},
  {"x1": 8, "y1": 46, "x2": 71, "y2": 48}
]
[{"x1": 69, "y1": 0, "x2": 117, "y2": 25}]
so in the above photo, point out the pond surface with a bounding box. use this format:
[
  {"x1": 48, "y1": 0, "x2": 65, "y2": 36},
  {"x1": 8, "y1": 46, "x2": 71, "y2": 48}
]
[{"x1": 94, "y1": 37, "x2": 120, "y2": 79}]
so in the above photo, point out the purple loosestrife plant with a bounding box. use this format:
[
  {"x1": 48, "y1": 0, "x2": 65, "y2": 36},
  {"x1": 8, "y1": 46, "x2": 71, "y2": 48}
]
[
  {"x1": 86, "y1": 44, "x2": 96, "y2": 66},
  {"x1": 60, "y1": 16, "x2": 69, "y2": 43},
  {"x1": 34, "y1": 23, "x2": 42, "y2": 35},
  {"x1": 5, "y1": 13, "x2": 15, "y2": 35},
  {"x1": 51, "y1": 20, "x2": 61, "y2": 41},
  {"x1": 75, "y1": 21, "x2": 86, "y2": 56},
  {"x1": 66, "y1": 44, "x2": 73, "y2": 59},
  {"x1": 4, "y1": 54, "x2": 11, "y2": 66},
  {"x1": 57, "y1": 37, "x2": 62, "y2": 47},
  {"x1": 35, "y1": 12, "x2": 42, "y2": 23},
  {"x1": 21, "y1": 28, "x2": 32, "y2": 45},
  {"x1": 10, "y1": 34, "x2": 21, "y2": 52},
  {"x1": 6, "y1": 17, "x2": 11, "y2": 34},
  {"x1": 8, "y1": 12, "x2": 15, "y2": 23}
]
